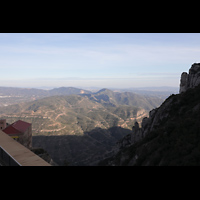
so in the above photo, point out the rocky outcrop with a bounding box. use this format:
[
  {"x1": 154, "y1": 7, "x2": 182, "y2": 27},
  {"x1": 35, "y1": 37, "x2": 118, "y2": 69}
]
[
  {"x1": 31, "y1": 147, "x2": 58, "y2": 166},
  {"x1": 179, "y1": 63, "x2": 200, "y2": 93},
  {"x1": 131, "y1": 122, "x2": 142, "y2": 143},
  {"x1": 117, "y1": 118, "x2": 151, "y2": 149},
  {"x1": 106, "y1": 63, "x2": 200, "y2": 162},
  {"x1": 117, "y1": 134, "x2": 131, "y2": 149},
  {"x1": 99, "y1": 62, "x2": 200, "y2": 166},
  {"x1": 117, "y1": 64, "x2": 200, "y2": 150}
]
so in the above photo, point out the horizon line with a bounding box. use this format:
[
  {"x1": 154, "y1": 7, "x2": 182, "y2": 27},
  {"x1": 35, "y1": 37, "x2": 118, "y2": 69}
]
[{"x1": 0, "y1": 85, "x2": 179, "y2": 90}]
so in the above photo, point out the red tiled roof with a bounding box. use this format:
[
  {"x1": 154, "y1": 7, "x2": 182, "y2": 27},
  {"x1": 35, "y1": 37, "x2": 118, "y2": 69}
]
[
  {"x1": 3, "y1": 125, "x2": 23, "y2": 136},
  {"x1": 2, "y1": 120, "x2": 31, "y2": 136},
  {"x1": 11, "y1": 120, "x2": 31, "y2": 133}
]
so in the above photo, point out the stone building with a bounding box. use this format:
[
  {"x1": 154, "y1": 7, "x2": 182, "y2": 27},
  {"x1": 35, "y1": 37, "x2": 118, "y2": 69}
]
[{"x1": 0, "y1": 119, "x2": 6, "y2": 130}]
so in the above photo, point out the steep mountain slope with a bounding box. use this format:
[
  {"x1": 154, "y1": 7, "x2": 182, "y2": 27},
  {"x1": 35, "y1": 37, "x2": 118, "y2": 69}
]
[
  {"x1": 99, "y1": 63, "x2": 200, "y2": 166},
  {"x1": 81, "y1": 88, "x2": 163, "y2": 111}
]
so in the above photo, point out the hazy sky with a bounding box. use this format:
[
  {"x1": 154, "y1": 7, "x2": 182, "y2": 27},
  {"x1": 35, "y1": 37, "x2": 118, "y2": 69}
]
[{"x1": 0, "y1": 33, "x2": 199, "y2": 89}]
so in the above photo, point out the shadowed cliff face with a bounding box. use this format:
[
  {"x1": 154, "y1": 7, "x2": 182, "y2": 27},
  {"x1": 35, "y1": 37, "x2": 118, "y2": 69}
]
[
  {"x1": 99, "y1": 63, "x2": 200, "y2": 166},
  {"x1": 180, "y1": 63, "x2": 200, "y2": 93},
  {"x1": 32, "y1": 126, "x2": 132, "y2": 166}
]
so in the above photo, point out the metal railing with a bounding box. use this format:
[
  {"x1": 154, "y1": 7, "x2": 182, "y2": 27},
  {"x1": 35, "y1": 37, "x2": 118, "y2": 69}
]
[{"x1": 0, "y1": 145, "x2": 21, "y2": 166}]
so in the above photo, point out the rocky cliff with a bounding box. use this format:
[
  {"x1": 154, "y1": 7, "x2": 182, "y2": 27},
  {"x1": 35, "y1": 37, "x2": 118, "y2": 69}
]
[
  {"x1": 99, "y1": 63, "x2": 200, "y2": 166},
  {"x1": 116, "y1": 102, "x2": 169, "y2": 150},
  {"x1": 118, "y1": 63, "x2": 200, "y2": 150},
  {"x1": 179, "y1": 63, "x2": 200, "y2": 93}
]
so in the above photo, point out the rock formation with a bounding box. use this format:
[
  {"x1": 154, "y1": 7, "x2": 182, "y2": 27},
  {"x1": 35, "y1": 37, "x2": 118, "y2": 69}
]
[
  {"x1": 131, "y1": 63, "x2": 200, "y2": 144},
  {"x1": 99, "y1": 62, "x2": 200, "y2": 166},
  {"x1": 117, "y1": 63, "x2": 200, "y2": 150},
  {"x1": 117, "y1": 118, "x2": 150, "y2": 149},
  {"x1": 131, "y1": 121, "x2": 141, "y2": 143},
  {"x1": 179, "y1": 63, "x2": 200, "y2": 93}
]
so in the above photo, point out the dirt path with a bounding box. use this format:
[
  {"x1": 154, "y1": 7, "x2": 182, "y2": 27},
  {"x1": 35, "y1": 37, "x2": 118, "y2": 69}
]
[
  {"x1": 40, "y1": 125, "x2": 67, "y2": 133},
  {"x1": 55, "y1": 113, "x2": 66, "y2": 120}
]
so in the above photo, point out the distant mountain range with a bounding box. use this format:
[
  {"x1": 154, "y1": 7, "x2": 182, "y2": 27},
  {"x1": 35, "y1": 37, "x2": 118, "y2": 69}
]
[
  {"x1": 0, "y1": 86, "x2": 178, "y2": 107},
  {"x1": 0, "y1": 86, "x2": 167, "y2": 165},
  {"x1": 111, "y1": 87, "x2": 179, "y2": 99},
  {"x1": 0, "y1": 88, "x2": 164, "y2": 135},
  {"x1": 81, "y1": 88, "x2": 163, "y2": 110},
  {"x1": 0, "y1": 86, "x2": 92, "y2": 96},
  {"x1": 0, "y1": 86, "x2": 91, "y2": 107}
]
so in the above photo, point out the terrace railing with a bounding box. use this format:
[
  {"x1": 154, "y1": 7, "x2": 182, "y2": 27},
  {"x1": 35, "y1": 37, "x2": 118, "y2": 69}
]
[{"x1": 0, "y1": 145, "x2": 21, "y2": 166}]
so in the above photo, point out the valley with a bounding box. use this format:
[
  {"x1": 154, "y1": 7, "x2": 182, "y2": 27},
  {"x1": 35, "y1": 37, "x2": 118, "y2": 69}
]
[
  {"x1": 0, "y1": 87, "x2": 165, "y2": 136},
  {"x1": 0, "y1": 86, "x2": 166, "y2": 165}
]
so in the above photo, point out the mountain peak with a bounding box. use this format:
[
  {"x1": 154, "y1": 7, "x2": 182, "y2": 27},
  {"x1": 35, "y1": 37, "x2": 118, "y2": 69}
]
[
  {"x1": 49, "y1": 87, "x2": 91, "y2": 95},
  {"x1": 179, "y1": 63, "x2": 200, "y2": 93},
  {"x1": 96, "y1": 88, "x2": 113, "y2": 94}
]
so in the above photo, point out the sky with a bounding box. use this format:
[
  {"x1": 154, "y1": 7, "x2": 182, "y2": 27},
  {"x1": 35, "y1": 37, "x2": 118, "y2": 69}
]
[{"x1": 0, "y1": 33, "x2": 200, "y2": 89}]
